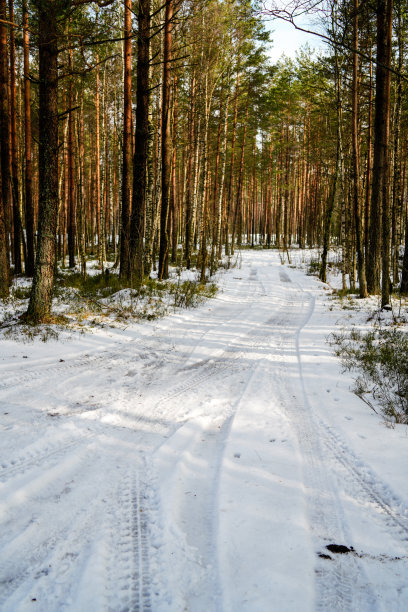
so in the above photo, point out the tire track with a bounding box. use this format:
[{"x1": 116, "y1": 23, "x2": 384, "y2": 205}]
[
  {"x1": 105, "y1": 466, "x2": 165, "y2": 612},
  {"x1": 276, "y1": 279, "x2": 379, "y2": 611},
  {"x1": 0, "y1": 428, "x2": 94, "y2": 482},
  {"x1": 291, "y1": 279, "x2": 408, "y2": 541},
  {"x1": 0, "y1": 334, "x2": 159, "y2": 394},
  {"x1": 319, "y1": 419, "x2": 408, "y2": 538},
  {"x1": 0, "y1": 444, "x2": 101, "y2": 610},
  {"x1": 0, "y1": 271, "x2": 257, "y2": 404}
]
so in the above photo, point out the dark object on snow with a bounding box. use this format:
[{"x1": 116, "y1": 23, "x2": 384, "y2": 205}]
[
  {"x1": 318, "y1": 552, "x2": 333, "y2": 560},
  {"x1": 326, "y1": 544, "x2": 354, "y2": 554}
]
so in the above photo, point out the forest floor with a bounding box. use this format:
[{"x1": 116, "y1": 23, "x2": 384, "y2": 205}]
[{"x1": 1, "y1": 249, "x2": 408, "y2": 611}]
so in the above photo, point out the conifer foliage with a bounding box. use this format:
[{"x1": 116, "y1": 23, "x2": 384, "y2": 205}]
[{"x1": 0, "y1": 0, "x2": 407, "y2": 318}]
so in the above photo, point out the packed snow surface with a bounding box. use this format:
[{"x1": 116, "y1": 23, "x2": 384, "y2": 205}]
[{"x1": 1, "y1": 250, "x2": 408, "y2": 611}]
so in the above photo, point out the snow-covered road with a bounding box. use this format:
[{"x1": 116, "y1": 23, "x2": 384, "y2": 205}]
[{"x1": 1, "y1": 251, "x2": 408, "y2": 611}]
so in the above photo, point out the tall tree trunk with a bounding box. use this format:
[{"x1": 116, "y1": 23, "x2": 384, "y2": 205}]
[
  {"x1": 380, "y1": 0, "x2": 393, "y2": 307},
  {"x1": 95, "y1": 56, "x2": 102, "y2": 266},
  {"x1": 23, "y1": 0, "x2": 34, "y2": 275},
  {"x1": 101, "y1": 64, "x2": 108, "y2": 266},
  {"x1": 77, "y1": 84, "x2": 87, "y2": 277},
  {"x1": 184, "y1": 71, "x2": 195, "y2": 268},
  {"x1": 130, "y1": 0, "x2": 151, "y2": 286},
  {"x1": 364, "y1": 46, "x2": 373, "y2": 267},
  {"x1": 26, "y1": 3, "x2": 59, "y2": 322},
  {"x1": 143, "y1": 49, "x2": 155, "y2": 276},
  {"x1": 392, "y1": 6, "x2": 403, "y2": 285},
  {"x1": 120, "y1": 0, "x2": 132, "y2": 278},
  {"x1": 67, "y1": 47, "x2": 76, "y2": 268},
  {"x1": 212, "y1": 83, "x2": 230, "y2": 271},
  {"x1": 9, "y1": 0, "x2": 22, "y2": 274},
  {"x1": 158, "y1": 0, "x2": 173, "y2": 280},
  {"x1": 231, "y1": 101, "x2": 248, "y2": 253},
  {"x1": 199, "y1": 75, "x2": 212, "y2": 282},
  {"x1": 0, "y1": 0, "x2": 10, "y2": 296},
  {"x1": 367, "y1": 0, "x2": 393, "y2": 299},
  {"x1": 170, "y1": 73, "x2": 178, "y2": 264},
  {"x1": 352, "y1": 0, "x2": 367, "y2": 297},
  {"x1": 225, "y1": 71, "x2": 239, "y2": 256}
]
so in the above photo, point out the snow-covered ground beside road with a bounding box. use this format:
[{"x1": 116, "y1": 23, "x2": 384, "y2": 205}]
[{"x1": 1, "y1": 249, "x2": 407, "y2": 611}]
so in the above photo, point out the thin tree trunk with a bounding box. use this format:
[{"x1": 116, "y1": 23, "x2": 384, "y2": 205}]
[
  {"x1": 67, "y1": 46, "x2": 76, "y2": 268},
  {"x1": 391, "y1": 6, "x2": 403, "y2": 285},
  {"x1": 225, "y1": 71, "x2": 239, "y2": 256},
  {"x1": 380, "y1": 0, "x2": 393, "y2": 307},
  {"x1": 184, "y1": 71, "x2": 195, "y2": 268},
  {"x1": 0, "y1": 0, "x2": 10, "y2": 296},
  {"x1": 352, "y1": 0, "x2": 367, "y2": 297},
  {"x1": 95, "y1": 56, "x2": 102, "y2": 266},
  {"x1": 120, "y1": 0, "x2": 132, "y2": 278},
  {"x1": 77, "y1": 84, "x2": 87, "y2": 277},
  {"x1": 364, "y1": 46, "x2": 373, "y2": 267},
  {"x1": 9, "y1": 0, "x2": 22, "y2": 274},
  {"x1": 367, "y1": 0, "x2": 393, "y2": 299},
  {"x1": 23, "y1": 0, "x2": 34, "y2": 275},
  {"x1": 159, "y1": 0, "x2": 173, "y2": 280},
  {"x1": 130, "y1": 0, "x2": 150, "y2": 286},
  {"x1": 170, "y1": 73, "x2": 178, "y2": 264},
  {"x1": 231, "y1": 101, "x2": 248, "y2": 253},
  {"x1": 212, "y1": 84, "x2": 230, "y2": 269}
]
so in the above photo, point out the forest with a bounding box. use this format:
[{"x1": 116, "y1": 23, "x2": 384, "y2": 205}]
[
  {"x1": 2, "y1": 1, "x2": 408, "y2": 607},
  {"x1": 0, "y1": 0, "x2": 406, "y2": 320}
]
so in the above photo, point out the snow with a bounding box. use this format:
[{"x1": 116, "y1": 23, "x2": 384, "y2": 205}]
[{"x1": 1, "y1": 250, "x2": 408, "y2": 611}]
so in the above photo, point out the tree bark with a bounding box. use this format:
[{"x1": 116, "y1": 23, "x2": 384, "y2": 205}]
[
  {"x1": 95, "y1": 56, "x2": 102, "y2": 266},
  {"x1": 225, "y1": 71, "x2": 239, "y2": 256},
  {"x1": 380, "y1": 0, "x2": 393, "y2": 307},
  {"x1": 367, "y1": 0, "x2": 393, "y2": 300},
  {"x1": 231, "y1": 101, "x2": 248, "y2": 253},
  {"x1": 184, "y1": 71, "x2": 196, "y2": 268},
  {"x1": 23, "y1": 0, "x2": 35, "y2": 276},
  {"x1": 67, "y1": 47, "x2": 76, "y2": 268},
  {"x1": 351, "y1": 0, "x2": 367, "y2": 297},
  {"x1": 120, "y1": 0, "x2": 132, "y2": 279},
  {"x1": 130, "y1": 0, "x2": 151, "y2": 286},
  {"x1": 9, "y1": 0, "x2": 22, "y2": 274},
  {"x1": 158, "y1": 0, "x2": 173, "y2": 280},
  {"x1": 26, "y1": 2, "x2": 59, "y2": 322},
  {"x1": 0, "y1": 0, "x2": 10, "y2": 296}
]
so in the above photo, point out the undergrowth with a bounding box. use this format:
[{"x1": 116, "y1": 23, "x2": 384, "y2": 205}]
[
  {"x1": 0, "y1": 267, "x2": 219, "y2": 341},
  {"x1": 329, "y1": 327, "x2": 408, "y2": 424}
]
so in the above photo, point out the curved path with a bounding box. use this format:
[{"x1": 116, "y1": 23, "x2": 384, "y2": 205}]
[{"x1": 0, "y1": 251, "x2": 407, "y2": 611}]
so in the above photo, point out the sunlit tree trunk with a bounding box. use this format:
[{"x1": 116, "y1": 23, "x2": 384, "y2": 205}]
[
  {"x1": 67, "y1": 47, "x2": 76, "y2": 268},
  {"x1": 130, "y1": 0, "x2": 151, "y2": 285},
  {"x1": 120, "y1": 0, "x2": 132, "y2": 278},
  {"x1": 367, "y1": 0, "x2": 393, "y2": 302},
  {"x1": 225, "y1": 71, "x2": 239, "y2": 256},
  {"x1": 159, "y1": 0, "x2": 173, "y2": 279},
  {"x1": 23, "y1": 0, "x2": 34, "y2": 275},
  {"x1": 184, "y1": 71, "x2": 196, "y2": 268},
  {"x1": 0, "y1": 0, "x2": 10, "y2": 296},
  {"x1": 9, "y1": 0, "x2": 22, "y2": 274},
  {"x1": 351, "y1": 0, "x2": 367, "y2": 298}
]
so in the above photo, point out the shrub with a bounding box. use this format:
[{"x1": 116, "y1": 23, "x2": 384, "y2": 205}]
[
  {"x1": 307, "y1": 259, "x2": 320, "y2": 275},
  {"x1": 55, "y1": 271, "x2": 127, "y2": 297},
  {"x1": 170, "y1": 280, "x2": 217, "y2": 308},
  {"x1": 329, "y1": 327, "x2": 408, "y2": 424}
]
